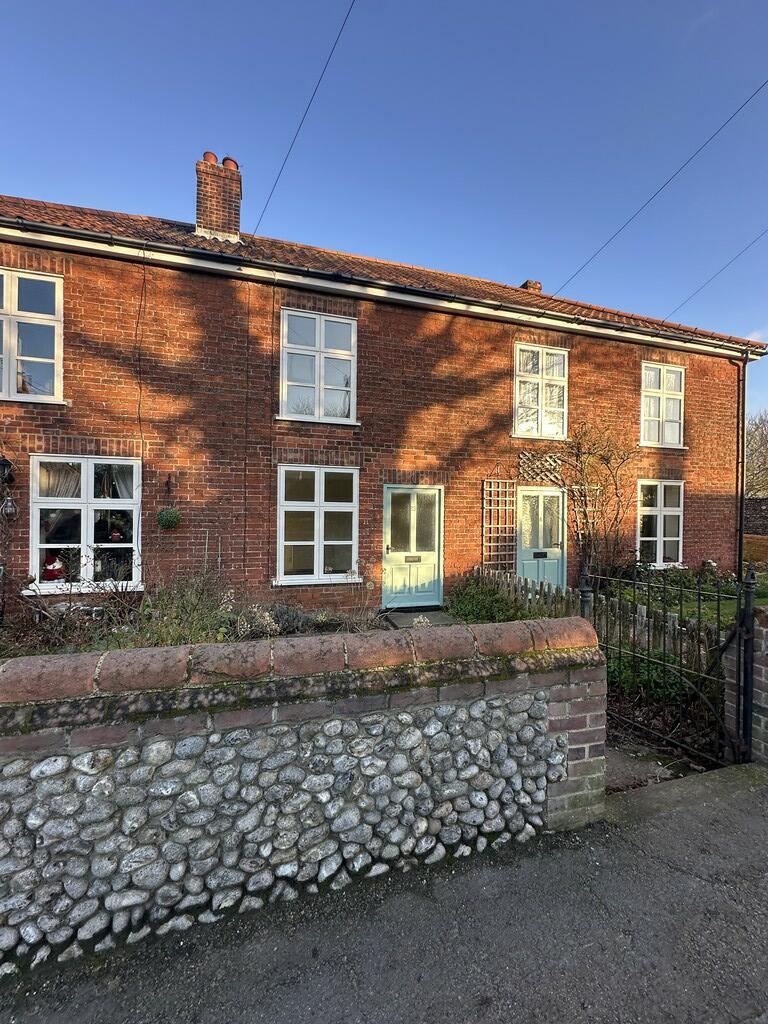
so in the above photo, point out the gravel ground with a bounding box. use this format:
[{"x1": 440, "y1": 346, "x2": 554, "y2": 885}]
[{"x1": 2, "y1": 765, "x2": 767, "y2": 1024}]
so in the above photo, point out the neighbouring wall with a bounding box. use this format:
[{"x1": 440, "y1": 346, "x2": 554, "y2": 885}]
[
  {"x1": 725, "y1": 607, "x2": 768, "y2": 764},
  {"x1": 0, "y1": 618, "x2": 605, "y2": 975}
]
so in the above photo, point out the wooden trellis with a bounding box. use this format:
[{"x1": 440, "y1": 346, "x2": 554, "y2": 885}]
[{"x1": 482, "y1": 479, "x2": 516, "y2": 571}]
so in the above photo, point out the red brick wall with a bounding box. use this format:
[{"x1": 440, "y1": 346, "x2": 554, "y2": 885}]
[{"x1": 0, "y1": 242, "x2": 741, "y2": 609}]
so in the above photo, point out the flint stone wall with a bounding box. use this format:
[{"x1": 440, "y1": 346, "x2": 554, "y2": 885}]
[{"x1": 0, "y1": 618, "x2": 606, "y2": 975}]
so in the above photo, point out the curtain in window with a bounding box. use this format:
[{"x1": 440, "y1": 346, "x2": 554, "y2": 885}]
[
  {"x1": 40, "y1": 462, "x2": 81, "y2": 498},
  {"x1": 111, "y1": 465, "x2": 133, "y2": 499}
]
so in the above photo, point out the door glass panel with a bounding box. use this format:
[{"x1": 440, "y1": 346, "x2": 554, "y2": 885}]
[
  {"x1": 93, "y1": 509, "x2": 134, "y2": 544},
  {"x1": 323, "y1": 544, "x2": 353, "y2": 573},
  {"x1": 415, "y1": 492, "x2": 436, "y2": 552},
  {"x1": 390, "y1": 492, "x2": 411, "y2": 552},
  {"x1": 286, "y1": 313, "x2": 317, "y2": 347},
  {"x1": 284, "y1": 510, "x2": 315, "y2": 541},
  {"x1": 39, "y1": 508, "x2": 81, "y2": 544},
  {"x1": 324, "y1": 510, "x2": 352, "y2": 541},
  {"x1": 284, "y1": 544, "x2": 314, "y2": 575},
  {"x1": 521, "y1": 494, "x2": 539, "y2": 549},
  {"x1": 18, "y1": 277, "x2": 56, "y2": 315},
  {"x1": 287, "y1": 352, "x2": 315, "y2": 384},
  {"x1": 284, "y1": 470, "x2": 315, "y2": 502},
  {"x1": 39, "y1": 461, "x2": 81, "y2": 498},
  {"x1": 324, "y1": 472, "x2": 353, "y2": 502},
  {"x1": 542, "y1": 495, "x2": 561, "y2": 547}
]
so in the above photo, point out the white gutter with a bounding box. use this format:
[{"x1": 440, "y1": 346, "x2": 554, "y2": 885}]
[{"x1": 0, "y1": 224, "x2": 763, "y2": 362}]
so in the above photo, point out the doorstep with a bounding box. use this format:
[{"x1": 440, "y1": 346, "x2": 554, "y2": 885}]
[{"x1": 384, "y1": 609, "x2": 457, "y2": 629}]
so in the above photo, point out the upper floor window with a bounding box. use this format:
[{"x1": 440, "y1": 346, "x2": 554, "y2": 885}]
[
  {"x1": 29, "y1": 455, "x2": 142, "y2": 592},
  {"x1": 0, "y1": 269, "x2": 63, "y2": 402},
  {"x1": 638, "y1": 480, "x2": 683, "y2": 566},
  {"x1": 280, "y1": 309, "x2": 357, "y2": 423},
  {"x1": 641, "y1": 362, "x2": 684, "y2": 447},
  {"x1": 514, "y1": 344, "x2": 568, "y2": 439}
]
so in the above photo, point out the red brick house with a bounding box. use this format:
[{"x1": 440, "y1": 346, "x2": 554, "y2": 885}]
[{"x1": 0, "y1": 152, "x2": 764, "y2": 611}]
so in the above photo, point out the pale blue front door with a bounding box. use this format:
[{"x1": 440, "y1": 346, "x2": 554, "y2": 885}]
[
  {"x1": 516, "y1": 487, "x2": 566, "y2": 587},
  {"x1": 382, "y1": 486, "x2": 443, "y2": 608}
]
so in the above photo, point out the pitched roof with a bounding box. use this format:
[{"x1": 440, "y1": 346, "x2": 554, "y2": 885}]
[{"x1": 0, "y1": 193, "x2": 764, "y2": 354}]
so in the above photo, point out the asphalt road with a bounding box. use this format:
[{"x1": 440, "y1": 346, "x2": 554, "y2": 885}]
[{"x1": 2, "y1": 766, "x2": 768, "y2": 1024}]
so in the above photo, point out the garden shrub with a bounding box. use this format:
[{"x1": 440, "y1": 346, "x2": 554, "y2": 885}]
[{"x1": 446, "y1": 577, "x2": 530, "y2": 624}]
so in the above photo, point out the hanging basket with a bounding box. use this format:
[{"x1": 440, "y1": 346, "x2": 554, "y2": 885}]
[{"x1": 156, "y1": 506, "x2": 182, "y2": 530}]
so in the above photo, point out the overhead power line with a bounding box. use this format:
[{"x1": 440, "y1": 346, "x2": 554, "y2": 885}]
[
  {"x1": 553, "y1": 75, "x2": 768, "y2": 296},
  {"x1": 664, "y1": 223, "x2": 768, "y2": 321},
  {"x1": 254, "y1": 0, "x2": 357, "y2": 233}
]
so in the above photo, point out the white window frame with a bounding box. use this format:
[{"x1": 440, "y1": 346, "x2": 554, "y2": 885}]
[
  {"x1": 279, "y1": 308, "x2": 358, "y2": 424},
  {"x1": 640, "y1": 361, "x2": 685, "y2": 449},
  {"x1": 0, "y1": 268, "x2": 64, "y2": 403},
  {"x1": 275, "y1": 465, "x2": 360, "y2": 585},
  {"x1": 636, "y1": 479, "x2": 684, "y2": 567},
  {"x1": 28, "y1": 455, "x2": 142, "y2": 594},
  {"x1": 513, "y1": 344, "x2": 568, "y2": 440}
]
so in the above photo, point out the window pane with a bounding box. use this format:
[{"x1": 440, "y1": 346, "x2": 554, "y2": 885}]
[
  {"x1": 324, "y1": 320, "x2": 352, "y2": 351},
  {"x1": 0, "y1": 275, "x2": 4, "y2": 310},
  {"x1": 284, "y1": 470, "x2": 315, "y2": 502},
  {"x1": 665, "y1": 368, "x2": 683, "y2": 393},
  {"x1": 663, "y1": 539, "x2": 680, "y2": 563},
  {"x1": 643, "y1": 419, "x2": 660, "y2": 443},
  {"x1": 284, "y1": 510, "x2": 315, "y2": 541},
  {"x1": 39, "y1": 508, "x2": 81, "y2": 544},
  {"x1": 324, "y1": 357, "x2": 352, "y2": 388},
  {"x1": 18, "y1": 278, "x2": 56, "y2": 316},
  {"x1": 323, "y1": 544, "x2": 353, "y2": 573},
  {"x1": 519, "y1": 380, "x2": 539, "y2": 406},
  {"x1": 639, "y1": 540, "x2": 657, "y2": 563},
  {"x1": 17, "y1": 322, "x2": 55, "y2": 359},
  {"x1": 93, "y1": 547, "x2": 134, "y2": 582},
  {"x1": 324, "y1": 472, "x2": 353, "y2": 503},
  {"x1": 644, "y1": 395, "x2": 660, "y2": 418},
  {"x1": 287, "y1": 352, "x2": 315, "y2": 384},
  {"x1": 286, "y1": 384, "x2": 316, "y2": 417},
  {"x1": 17, "y1": 359, "x2": 54, "y2": 396},
  {"x1": 545, "y1": 351, "x2": 566, "y2": 378},
  {"x1": 521, "y1": 494, "x2": 539, "y2": 549},
  {"x1": 640, "y1": 514, "x2": 657, "y2": 539},
  {"x1": 517, "y1": 406, "x2": 538, "y2": 435},
  {"x1": 542, "y1": 495, "x2": 561, "y2": 547},
  {"x1": 663, "y1": 484, "x2": 682, "y2": 509},
  {"x1": 662, "y1": 420, "x2": 681, "y2": 446},
  {"x1": 640, "y1": 484, "x2": 658, "y2": 508},
  {"x1": 663, "y1": 514, "x2": 680, "y2": 538},
  {"x1": 39, "y1": 547, "x2": 80, "y2": 583},
  {"x1": 542, "y1": 409, "x2": 564, "y2": 437},
  {"x1": 544, "y1": 383, "x2": 565, "y2": 409},
  {"x1": 284, "y1": 544, "x2": 314, "y2": 576},
  {"x1": 39, "y1": 461, "x2": 81, "y2": 498},
  {"x1": 94, "y1": 463, "x2": 134, "y2": 499},
  {"x1": 518, "y1": 348, "x2": 539, "y2": 375},
  {"x1": 324, "y1": 510, "x2": 352, "y2": 541},
  {"x1": 390, "y1": 492, "x2": 411, "y2": 552},
  {"x1": 665, "y1": 397, "x2": 682, "y2": 422},
  {"x1": 93, "y1": 509, "x2": 134, "y2": 544},
  {"x1": 323, "y1": 388, "x2": 351, "y2": 419},
  {"x1": 415, "y1": 492, "x2": 436, "y2": 552},
  {"x1": 286, "y1": 313, "x2": 317, "y2": 348},
  {"x1": 643, "y1": 365, "x2": 661, "y2": 390}
]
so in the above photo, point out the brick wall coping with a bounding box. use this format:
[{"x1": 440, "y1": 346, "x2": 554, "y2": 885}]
[{"x1": 0, "y1": 617, "x2": 598, "y2": 711}]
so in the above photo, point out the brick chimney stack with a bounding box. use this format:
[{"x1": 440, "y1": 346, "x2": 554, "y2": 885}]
[
  {"x1": 195, "y1": 151, "x2": 242, "y2": 243},
  {"x1": 521, "y1": 279, "x2": 542, "y2": 293}
]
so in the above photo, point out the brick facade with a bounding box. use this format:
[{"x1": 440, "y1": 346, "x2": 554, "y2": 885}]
[{"x1": 0, "y1": 233, "x2": 745, "y2": 610}]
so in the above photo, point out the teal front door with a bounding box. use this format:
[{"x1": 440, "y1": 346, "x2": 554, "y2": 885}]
[
  {"x1": 516, "y1": 487, "x2": 566, "y2": 586},
  {"x1": 382, "y1": 486, "x2": 443, "y2": 608}
]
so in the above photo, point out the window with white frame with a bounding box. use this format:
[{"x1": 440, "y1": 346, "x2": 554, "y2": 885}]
[
  {"x1": 280, "y1": 309, "x2": 356, "y2": 422},
  {"x1": 637, "y1": 480, "x2": 683, "y2": 566},
  {"x1": 0, "y1": 269, "x2": 63, "y2": 401},
  {"x1": 641, "y1": 362, "x2": 684, "y2": 447},
  {"x1": 30, "y1": 456, "x2": 141, "y2": 590},
  {"x1": 277, "y1": 465, "x2": 359, "y2": 583},
  {"x1": 514, "y1": 344, "x2": 568, "y2": 439}
]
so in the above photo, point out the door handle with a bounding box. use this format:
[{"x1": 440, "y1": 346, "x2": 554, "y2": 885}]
[{"x1": 385, "y1": 545, "x2": 391, "y2": 554}]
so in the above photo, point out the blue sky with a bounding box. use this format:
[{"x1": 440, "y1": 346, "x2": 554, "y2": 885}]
[{"x1": 5, "y1": 0, "x2": 767, "y2": 411}]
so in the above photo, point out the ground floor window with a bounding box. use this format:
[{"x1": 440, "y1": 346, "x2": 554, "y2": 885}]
[
  {"x1": 276, "y1": 465, "x2": 359, "y2": 584},
  {"x1": 638, "y1": 480, "x2": 683, "y2": 565},
  {"x1": 30, "y1": 455, "x2": 142, "y2": 590}
]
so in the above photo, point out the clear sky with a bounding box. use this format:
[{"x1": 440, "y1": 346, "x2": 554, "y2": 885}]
[{"x1": 5, "y1": 0, "x2": 768, "y2": 411}]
